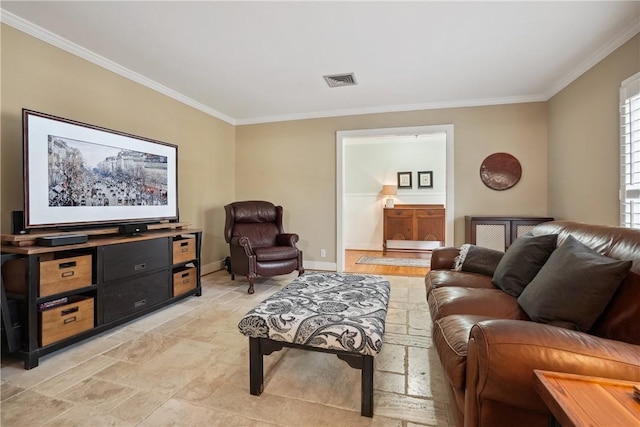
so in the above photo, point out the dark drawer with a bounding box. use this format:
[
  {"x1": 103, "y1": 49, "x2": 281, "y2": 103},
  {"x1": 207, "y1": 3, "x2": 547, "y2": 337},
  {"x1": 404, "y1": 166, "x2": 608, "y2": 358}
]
[
  {"x1": 100, "y1": 239, "x2": 170, "y2": 283},
  {"x1": 102, "y1": 270, "x2": 170, "y2": 323}
]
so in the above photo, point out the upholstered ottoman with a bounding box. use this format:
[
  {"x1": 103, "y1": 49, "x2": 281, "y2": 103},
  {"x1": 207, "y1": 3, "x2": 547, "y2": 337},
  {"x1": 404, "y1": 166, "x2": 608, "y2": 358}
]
[{"x1": 238, "y1": 272, "x2": 391, "y2": 417}]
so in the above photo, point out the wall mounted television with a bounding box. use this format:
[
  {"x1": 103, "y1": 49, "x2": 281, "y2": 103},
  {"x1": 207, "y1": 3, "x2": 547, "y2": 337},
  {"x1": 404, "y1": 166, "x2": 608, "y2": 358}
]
[{"x1": 22, "y1": 109, "x2": 178, "y2": 230}]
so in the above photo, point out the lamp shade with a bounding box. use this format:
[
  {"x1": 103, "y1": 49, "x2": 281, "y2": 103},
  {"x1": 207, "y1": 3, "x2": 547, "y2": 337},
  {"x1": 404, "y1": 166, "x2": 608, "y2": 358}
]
[{"x1": 382, "y1": 185, "x2": 397, "y2": 196}]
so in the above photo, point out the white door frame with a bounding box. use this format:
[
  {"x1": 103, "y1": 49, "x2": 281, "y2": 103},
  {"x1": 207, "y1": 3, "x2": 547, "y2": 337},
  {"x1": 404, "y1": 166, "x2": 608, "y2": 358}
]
[{"x1": 336, "y1": 124, "x2": 455, "y2": 272}]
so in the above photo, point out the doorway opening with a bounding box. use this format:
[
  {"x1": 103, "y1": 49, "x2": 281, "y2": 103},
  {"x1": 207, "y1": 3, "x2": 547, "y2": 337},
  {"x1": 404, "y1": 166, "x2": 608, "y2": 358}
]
[{"x1": 336, "y1": 125, "x2": 455, "y2": 273}]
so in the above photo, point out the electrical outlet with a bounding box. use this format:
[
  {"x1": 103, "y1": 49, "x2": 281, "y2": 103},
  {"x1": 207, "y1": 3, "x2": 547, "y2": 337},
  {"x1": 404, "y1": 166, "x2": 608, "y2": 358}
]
[{"x1": 320, "y1": 249, "x2": 326, "y2": 257}]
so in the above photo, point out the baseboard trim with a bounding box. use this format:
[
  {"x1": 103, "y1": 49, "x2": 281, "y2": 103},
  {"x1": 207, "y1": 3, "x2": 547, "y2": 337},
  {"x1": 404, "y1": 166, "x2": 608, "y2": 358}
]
[
  {"x1": 202, "y1": 259, "x2": 337, "y2": 276},
  {"x1": 202, "y1": 261, "x2": 222, "y2": 275},
  {"x1": 303, "y1": 260, "x2": 337, "y2": 271}
]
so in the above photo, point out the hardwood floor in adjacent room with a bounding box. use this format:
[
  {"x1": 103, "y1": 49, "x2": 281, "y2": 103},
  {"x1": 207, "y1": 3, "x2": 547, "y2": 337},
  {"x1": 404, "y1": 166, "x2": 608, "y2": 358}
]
[{"x1": 344, "y1": 249, "x2": 431, "y2": 277}]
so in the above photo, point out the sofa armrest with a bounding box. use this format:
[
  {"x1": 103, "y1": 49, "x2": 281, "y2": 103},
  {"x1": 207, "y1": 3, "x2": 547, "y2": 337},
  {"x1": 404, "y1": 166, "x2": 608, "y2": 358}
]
[
  {"x1": 465, "y1": 319, "x2": 640, "y2": 419},
  {"x1": 430, "y1": 246, "x2": 460, "y2": 270}
]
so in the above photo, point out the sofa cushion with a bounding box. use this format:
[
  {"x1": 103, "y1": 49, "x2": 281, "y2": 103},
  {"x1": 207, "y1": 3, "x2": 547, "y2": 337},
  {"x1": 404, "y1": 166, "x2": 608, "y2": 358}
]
[
  {"x1": 517, "y1": 235, "x2": 632, "y2": 332},
  {"x1": 454, "y1": 244, "x2": 504, "y2": 277},
  {"x1": 426, "y1": 270, "x2": 496, "y2": 296},
  {"x1": 428, "y1": 286, "x2": 529, "y2": 322},
  {"x1": 433, "y1": 315, "x2": 495, "y2": 389},
  {"x1": 492, "y1": 234, "x2": 558, "y2": 297},
  {"x1": 591, "y1": 238, "x2": 640, "y2": 344},
  {"x1": 590, "y1": 271, "x2": 640, "y2": 344}
]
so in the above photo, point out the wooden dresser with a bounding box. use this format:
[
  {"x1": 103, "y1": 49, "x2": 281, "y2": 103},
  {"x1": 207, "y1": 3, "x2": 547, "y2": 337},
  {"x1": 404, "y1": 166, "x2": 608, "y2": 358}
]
[{"x1": 383, "y1": 204, "x2": 445, "y2": 253}]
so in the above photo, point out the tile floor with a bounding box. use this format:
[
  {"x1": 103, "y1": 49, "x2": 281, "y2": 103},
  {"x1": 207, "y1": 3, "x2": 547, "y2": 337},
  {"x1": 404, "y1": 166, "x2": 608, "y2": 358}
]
[{"x1": 1, "y1": 270, "x2": 452, "y2": 426}]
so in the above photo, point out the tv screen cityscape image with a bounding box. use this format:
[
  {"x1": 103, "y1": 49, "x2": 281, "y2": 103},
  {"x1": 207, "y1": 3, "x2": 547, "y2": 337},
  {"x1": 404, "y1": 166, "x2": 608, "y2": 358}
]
[{"x1": 48, "y1": 135, "x2": 168, "y2": 208}]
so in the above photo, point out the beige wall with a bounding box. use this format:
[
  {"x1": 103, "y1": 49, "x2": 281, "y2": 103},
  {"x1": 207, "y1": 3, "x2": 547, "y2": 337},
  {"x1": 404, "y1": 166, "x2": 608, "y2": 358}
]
[
  {"x1": 236, "y1": 102, "x2": 548, "y2": 260},
  {"x1": 548, "y1": 34, "x2": 640, "y2": 225},
  {"x1": 6, "y1": 21, "x2": 633, "y2": 268},
  {"x1": 0, "y1": 24, "x2": 235, "y2": 268}
]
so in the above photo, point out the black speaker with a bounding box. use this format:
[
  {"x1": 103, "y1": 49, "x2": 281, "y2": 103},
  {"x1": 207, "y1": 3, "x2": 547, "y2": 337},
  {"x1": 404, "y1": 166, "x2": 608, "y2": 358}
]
[
  {"x1": 36, "y1": 234, "x2": 88, "y2": 246},
  {"x1": 11, "y1": 211, "x2": 26, "y2": 235},
  {"x1": 119, "y1": 223, "x2": 148, "y2": 235}
]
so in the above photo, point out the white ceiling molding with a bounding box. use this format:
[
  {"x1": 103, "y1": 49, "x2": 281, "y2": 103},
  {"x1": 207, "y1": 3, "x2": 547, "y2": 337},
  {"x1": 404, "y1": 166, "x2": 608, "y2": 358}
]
[
  {"x1": 0, "y1": 9, "x2": 237, "y2": 125},
  {"x1": 234, "y1": 94, "x2": 548, "y2": 126},
  {"x1": 545, "y1": 20, "x2": 640, "y2": 99},
  {"x1": 1, "y1": 6, "x2": 638, "y2": 126}
]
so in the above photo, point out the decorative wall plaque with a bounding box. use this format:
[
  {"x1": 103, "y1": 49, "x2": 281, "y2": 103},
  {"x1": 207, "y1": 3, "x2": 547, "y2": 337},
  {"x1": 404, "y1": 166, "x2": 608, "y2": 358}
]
[{"x1": 480, "y1": 153, "x2": 522, "y2": 191}]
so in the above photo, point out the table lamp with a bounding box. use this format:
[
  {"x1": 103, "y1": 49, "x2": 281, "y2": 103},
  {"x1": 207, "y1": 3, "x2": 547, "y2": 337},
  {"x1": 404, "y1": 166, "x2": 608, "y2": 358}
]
[{"x1": 382, "y1": 185, "x2": 397, "y2": 208}]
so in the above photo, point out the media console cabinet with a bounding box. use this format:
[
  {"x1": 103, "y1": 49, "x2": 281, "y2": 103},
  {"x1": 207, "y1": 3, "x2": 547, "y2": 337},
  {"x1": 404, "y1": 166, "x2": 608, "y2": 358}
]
[{"x1": 0, "y1": 225, "x2": 202, "y2": 369}]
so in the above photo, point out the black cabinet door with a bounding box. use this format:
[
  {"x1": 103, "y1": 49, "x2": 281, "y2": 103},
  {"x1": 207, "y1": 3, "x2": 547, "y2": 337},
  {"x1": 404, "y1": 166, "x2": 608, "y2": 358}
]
[
  {"x1": 102, "y1": 270, "x2": 170, "y2": 323},
  {"x1": 100, "y1": 239, "x2": 170, "y2": 283}
]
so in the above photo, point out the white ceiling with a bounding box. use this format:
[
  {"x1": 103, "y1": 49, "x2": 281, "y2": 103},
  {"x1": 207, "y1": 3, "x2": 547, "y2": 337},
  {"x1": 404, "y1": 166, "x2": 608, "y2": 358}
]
[{"x1": 2, "y1": 1, "x2": 639, "y2": 125}]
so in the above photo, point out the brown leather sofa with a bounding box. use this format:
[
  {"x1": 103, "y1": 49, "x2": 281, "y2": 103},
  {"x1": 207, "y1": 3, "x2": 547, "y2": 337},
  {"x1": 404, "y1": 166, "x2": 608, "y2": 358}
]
[{"x1": 425, "y1": 221, "x2": 640, "y2": 427}]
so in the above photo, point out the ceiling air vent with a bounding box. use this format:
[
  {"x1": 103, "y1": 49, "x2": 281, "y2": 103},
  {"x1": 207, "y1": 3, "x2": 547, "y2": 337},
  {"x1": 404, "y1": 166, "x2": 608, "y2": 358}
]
[{"x1": 323, "y1": 73, "x2": 357, "y2": 88}]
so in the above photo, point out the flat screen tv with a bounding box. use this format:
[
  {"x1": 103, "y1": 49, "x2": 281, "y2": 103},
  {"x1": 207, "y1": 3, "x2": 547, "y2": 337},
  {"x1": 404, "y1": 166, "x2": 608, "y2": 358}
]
[{"x1": 22, "y1": 109, "x2": 178, "y2": 230}]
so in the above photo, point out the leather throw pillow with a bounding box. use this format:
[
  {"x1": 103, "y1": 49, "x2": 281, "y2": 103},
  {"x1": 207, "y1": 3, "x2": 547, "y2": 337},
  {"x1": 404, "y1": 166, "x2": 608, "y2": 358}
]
[
  {"x1": 517, "y1": 235, "x2": 632, "y2": 332},
  {"x1": 492, "y1": 234, "x2": 557, "y2": 297}
]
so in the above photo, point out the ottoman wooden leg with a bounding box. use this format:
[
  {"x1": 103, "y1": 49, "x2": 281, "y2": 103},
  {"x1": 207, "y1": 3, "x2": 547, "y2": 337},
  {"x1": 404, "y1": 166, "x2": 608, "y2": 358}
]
[
  {"x1": 361, "y1": 355, "x2": 374, "y2": 417},
  {"x1": 249, "y1": 337, "x2": 264, "y2": 395}
]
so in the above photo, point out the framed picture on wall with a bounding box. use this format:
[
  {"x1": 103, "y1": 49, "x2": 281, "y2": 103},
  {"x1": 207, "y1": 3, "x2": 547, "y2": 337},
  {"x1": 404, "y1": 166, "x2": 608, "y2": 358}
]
[
  {"x1": 418, "y1": 171, "x2": 433, "y2": 188},
  {"x1": 397, "y1": 171, "x2": 412, "y2": 189}
]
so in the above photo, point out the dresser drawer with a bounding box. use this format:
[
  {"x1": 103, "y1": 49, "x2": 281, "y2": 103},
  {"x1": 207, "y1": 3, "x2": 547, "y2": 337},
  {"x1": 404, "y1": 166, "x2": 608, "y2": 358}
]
[
  {"x1": 40, "y1": 254, "x2": 93, "y2": 297},
  {"x1": 415, "y1": 209, "x2": 445, "y2": 218},
  {"x1": 173, "y1": 267, "x2": 197, "y2": 296},
  {"x1": 386, "y1": 209, "x2": 413, "y2": 217},
  {"x1": 101, "y1": 239, "x2": 170, "y2": 283},
  {"x1": 40, "y1": 296, "x2": 94, "y2": 346},
  {"x1": 102, "y1": 270, "x2": 170, "y2": 323},
  {"x1": 172, "y1": 238, "x2": 195, "y2": 264}
]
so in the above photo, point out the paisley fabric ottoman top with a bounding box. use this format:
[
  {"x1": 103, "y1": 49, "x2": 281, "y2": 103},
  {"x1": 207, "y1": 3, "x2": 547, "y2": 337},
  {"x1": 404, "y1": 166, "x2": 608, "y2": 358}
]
[{"x1": 238, "y1": 272, "x2": 391, "y2": 356}]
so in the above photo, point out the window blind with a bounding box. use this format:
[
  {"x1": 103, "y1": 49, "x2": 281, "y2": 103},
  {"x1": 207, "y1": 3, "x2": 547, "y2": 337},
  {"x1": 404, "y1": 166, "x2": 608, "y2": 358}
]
[{"x1": 620, "y1": 72, "x2": 640, "y2": 228}]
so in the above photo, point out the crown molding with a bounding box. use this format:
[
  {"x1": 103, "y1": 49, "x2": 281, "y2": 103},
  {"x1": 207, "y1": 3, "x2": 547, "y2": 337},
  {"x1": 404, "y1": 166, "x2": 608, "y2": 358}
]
[
  {"x1": 0, "y1": 9, "x2": 237, "y2": 125},
  {"x1": 545, "y1": 20, "x2": 640, "y2": 99},
  {"x1": 234, "y1": 94, "x2": 548, "y2": 125},
  {"x1": 2, "y1": 8, "x2": 638, "y2": 126}
]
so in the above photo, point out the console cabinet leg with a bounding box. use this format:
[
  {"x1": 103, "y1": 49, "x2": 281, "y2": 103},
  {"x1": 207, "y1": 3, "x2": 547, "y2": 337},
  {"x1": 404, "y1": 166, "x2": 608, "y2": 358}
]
[{"x1": 25, "y1": 354, "x2": 39, "y2": 370}]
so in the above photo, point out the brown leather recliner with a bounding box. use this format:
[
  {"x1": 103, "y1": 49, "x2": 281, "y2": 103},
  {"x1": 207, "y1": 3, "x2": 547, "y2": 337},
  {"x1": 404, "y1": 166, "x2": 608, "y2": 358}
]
[{"x1": 224, "y1": 201, "x2": 304, "y2": 294}]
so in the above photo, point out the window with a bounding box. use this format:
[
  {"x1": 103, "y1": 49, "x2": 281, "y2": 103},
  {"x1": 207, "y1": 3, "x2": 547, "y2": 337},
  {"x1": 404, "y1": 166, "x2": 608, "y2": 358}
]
[{"x1": 620, "y1": 72, "x2": 640, "y2": 228}]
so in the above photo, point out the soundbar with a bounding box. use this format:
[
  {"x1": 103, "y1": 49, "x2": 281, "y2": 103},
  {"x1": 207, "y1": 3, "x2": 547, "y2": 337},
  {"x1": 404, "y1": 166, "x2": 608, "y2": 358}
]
[{"x1": 36, "y1": 234, "x2": 88, "y2": 247}]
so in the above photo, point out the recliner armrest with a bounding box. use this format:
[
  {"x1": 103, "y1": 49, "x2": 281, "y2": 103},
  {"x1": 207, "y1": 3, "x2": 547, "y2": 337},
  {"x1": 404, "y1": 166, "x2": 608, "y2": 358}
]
[
  {"x1": 430, "y1": 246, "x2": 460, "y2": 270},
  {"x1": 465, "y1": 319, "x2": 640, "y2": 417},
  {"x1": 276, "y1": 233, "x2": 299, "y2": 247},
  {"x1": 230, "y1": 236, "x2": 254, "y2": 255}
]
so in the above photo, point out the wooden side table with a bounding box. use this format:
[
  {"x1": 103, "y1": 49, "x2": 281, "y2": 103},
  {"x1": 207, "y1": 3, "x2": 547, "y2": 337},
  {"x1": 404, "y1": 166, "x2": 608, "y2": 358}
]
[{"x1": 534, "y1": 370, "x2": 640, "y2": 427}]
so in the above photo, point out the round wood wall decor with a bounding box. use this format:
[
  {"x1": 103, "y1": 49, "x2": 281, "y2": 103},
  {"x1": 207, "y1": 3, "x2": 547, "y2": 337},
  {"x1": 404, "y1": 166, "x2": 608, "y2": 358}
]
[{"x1": 479, "y1": 152, "x2": 522, "y2": 191}]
